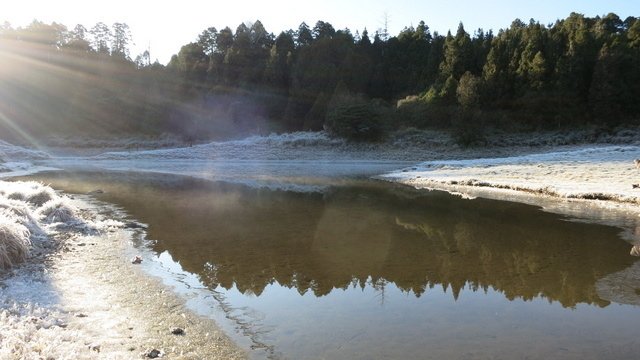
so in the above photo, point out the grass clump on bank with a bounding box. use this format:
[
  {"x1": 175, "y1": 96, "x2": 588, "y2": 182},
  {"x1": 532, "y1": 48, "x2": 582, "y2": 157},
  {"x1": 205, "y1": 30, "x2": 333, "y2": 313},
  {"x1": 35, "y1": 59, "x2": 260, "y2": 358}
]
[
  {"x1": 0, "y1": 213, "x2": 30, "y2": 269},
  {"x1": 0, "y1": 181, "x2": 81, "y2": 270}
]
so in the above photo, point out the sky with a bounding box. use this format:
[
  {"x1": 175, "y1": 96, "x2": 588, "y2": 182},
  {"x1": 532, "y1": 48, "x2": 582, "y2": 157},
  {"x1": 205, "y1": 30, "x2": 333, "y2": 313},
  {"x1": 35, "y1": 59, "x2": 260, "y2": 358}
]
[{"x1": 2, "y1": 1, "x2": 638, "y2": 64}]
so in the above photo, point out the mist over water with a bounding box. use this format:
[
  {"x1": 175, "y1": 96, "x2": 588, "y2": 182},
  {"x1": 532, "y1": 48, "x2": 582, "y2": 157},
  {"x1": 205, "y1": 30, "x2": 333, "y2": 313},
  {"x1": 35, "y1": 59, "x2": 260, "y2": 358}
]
[{"x1": 21, "y1": 171, "x2": 640, "y2": 359}]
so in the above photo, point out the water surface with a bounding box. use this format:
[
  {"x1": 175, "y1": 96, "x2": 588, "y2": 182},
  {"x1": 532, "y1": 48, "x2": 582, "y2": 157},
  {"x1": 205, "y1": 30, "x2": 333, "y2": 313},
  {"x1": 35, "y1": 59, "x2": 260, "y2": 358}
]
[{"x1": 22, "y1": 171, "x2": 640, "y2": 359}]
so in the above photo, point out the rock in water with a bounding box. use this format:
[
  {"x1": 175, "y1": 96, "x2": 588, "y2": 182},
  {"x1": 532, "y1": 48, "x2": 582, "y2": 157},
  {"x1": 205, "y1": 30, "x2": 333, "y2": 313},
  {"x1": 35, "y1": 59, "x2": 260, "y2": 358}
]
[
  {"x1": 131, "y1": 255, "x2": 142, "y2": 264},
  {"x1": 631, "y1": 245, "x2": 640, "y2": 257}
]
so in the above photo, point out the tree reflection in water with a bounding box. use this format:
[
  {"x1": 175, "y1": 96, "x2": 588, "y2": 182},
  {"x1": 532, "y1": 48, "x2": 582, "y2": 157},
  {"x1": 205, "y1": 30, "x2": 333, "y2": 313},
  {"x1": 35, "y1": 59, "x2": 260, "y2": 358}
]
[{"x1": 25, "y1": 170, "x2": 637, "y2": 308}]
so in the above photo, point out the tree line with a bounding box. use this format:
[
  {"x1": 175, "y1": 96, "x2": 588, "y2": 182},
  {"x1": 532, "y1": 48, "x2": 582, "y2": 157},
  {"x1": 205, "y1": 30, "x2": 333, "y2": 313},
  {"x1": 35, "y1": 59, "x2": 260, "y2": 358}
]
[{"x1": 1, "y1": 13, "x2": 639, "y2": 143}]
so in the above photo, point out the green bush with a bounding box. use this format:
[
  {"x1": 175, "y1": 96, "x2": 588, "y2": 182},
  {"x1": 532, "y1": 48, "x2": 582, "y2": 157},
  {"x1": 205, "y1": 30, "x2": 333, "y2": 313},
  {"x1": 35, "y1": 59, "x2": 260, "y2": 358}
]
[
  {"x1": 325, "y1": 101, "x2": 387, "y2": 141},
  {"x1": 451, "y1": 110, "x2": 487, "y2": 147}
]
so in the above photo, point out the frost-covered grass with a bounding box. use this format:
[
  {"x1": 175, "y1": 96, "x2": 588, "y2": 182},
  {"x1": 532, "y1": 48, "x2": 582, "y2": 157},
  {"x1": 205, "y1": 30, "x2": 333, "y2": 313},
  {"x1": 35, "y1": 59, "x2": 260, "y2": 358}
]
[
  {"x1": 44, "y1": 133, "x2": 187, "y2": 150},
  {"x1": 0, "y1": 213, "x2": 30, "y2": 269},
  {"x1": 0, "y1": 181, "x2": 57, "y2": 207},
  {"x1": 0, "y1": 140, "x2": 56, "y2": 179},
  {"x1": 92, "y1": 130, "x2": 460, "y2": 161},
  {"x1": 36, "y1": 199, "x2": 79, "y2": 224},
  {"x1": 88, "y1": 127, "x2": 640, "y2": 163},
  {"x1": 383, "y1": 145, "x2": 640, "y2": 206},
  {"x1": 0, "y1": 141, "x2": 49, "y2": 161},
  {"x1": 0, "y1": 181, "x2": 107, "y2": 358},
  {"x1": 0, "y1": 302, "x2": 86, "y2": 360},
  {"x1": 0, "y1": 181, "x2": 81, "y2": 269}
]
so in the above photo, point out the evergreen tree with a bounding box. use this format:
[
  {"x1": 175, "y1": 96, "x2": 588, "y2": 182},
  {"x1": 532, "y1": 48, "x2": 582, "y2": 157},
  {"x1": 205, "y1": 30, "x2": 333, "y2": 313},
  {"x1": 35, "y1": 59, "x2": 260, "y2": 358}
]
[
  {"x1": 90, "y1": 22, "x2": 111, "y2": 54},
  {"x1": 296, "y1": 22, "x2": 313, "y2": 47}
]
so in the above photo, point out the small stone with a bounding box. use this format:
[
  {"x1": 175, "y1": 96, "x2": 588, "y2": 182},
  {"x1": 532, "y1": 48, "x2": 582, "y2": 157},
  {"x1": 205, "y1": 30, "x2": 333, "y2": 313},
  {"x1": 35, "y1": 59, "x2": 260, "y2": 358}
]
[
  {"x1": 143, "y1": 349, "x2": 163, "y2": 358},
  {"x1": 131, "y1": 256, "x2": 142, "y2": 264},
  {"x1": 88, "y1": 343, "x2": 101, "y2": 352},
  {"x1": 631, "y1": 245, "x2": 640, "y2": 257},
  {"x1": 76, "y1": 313, "x2": 88, "y2": 318},
  {"x1": 170, "y1": 327, "x2": 185, "y2": 335}
]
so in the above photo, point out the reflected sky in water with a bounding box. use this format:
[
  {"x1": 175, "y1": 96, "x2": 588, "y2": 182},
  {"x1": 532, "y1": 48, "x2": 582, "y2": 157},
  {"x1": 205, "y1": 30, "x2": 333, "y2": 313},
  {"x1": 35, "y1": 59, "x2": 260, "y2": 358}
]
[{"x1": 21, "y1": 171, "x2": 640, "y2": 359}]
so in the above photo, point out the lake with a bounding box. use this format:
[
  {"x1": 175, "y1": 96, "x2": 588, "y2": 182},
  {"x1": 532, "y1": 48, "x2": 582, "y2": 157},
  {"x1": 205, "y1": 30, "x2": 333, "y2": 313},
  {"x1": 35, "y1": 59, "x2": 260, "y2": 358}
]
[{"x1": 21, "y1": 170, "x2": 640, "y2": 359}]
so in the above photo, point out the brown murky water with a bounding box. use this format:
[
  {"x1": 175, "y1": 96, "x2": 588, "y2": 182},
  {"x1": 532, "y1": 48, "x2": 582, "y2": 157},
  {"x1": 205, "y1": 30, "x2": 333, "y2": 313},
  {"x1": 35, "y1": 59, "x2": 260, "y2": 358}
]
[{"x1": 22, "y1": 170, "x2": 640, "y2": 359}]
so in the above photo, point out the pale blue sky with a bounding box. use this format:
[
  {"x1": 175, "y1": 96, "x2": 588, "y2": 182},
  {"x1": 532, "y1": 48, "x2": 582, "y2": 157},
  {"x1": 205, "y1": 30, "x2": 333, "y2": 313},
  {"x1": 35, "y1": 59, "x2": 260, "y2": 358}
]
[{"x1": 3, "y1": 1, "x2": 638, "y2": 64}]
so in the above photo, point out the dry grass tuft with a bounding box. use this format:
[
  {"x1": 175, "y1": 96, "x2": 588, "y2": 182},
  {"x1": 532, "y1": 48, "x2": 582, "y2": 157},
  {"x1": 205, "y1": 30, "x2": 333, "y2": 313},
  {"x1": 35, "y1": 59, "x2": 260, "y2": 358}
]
[
  {"x1": 36, "y1": 199, "x2": 78, "y2": 224},
  {"x1": 0, "y1": 213, "x2": 31, "y2": 269}
]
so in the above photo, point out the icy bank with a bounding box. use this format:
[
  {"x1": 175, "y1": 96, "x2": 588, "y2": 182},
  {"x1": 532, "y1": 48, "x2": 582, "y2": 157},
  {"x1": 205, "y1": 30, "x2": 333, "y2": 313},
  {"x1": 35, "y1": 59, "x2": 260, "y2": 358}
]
[{"x1": 382, "y1": 145, "x2": 640, "y2": 205}]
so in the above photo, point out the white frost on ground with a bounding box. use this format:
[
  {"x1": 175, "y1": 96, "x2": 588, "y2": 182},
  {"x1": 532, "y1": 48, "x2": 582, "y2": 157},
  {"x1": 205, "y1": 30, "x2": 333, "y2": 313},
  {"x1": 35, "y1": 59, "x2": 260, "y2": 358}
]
[
  {"x1": 0, "y1": 180, "x2": 91, "y2": 359},
  {"x1": 0, "y1": 141, "x2": 49, "y2": 162},
  {"x1": 0, "y1": 140, "x2": 56, "y2": 177},
  {"x1": 382, "y1": 145, "x2": 640, "y2": 205},
  {"x1": 92, "y1": 131, "x2": 456, "y2": 161}
]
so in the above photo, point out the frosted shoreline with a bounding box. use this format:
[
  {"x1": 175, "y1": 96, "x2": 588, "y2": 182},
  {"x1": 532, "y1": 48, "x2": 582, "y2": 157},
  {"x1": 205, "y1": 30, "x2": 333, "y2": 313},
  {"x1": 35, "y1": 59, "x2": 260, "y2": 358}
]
[{"x1": 381, "y1": 145, "x2": 640, "y2": 217}]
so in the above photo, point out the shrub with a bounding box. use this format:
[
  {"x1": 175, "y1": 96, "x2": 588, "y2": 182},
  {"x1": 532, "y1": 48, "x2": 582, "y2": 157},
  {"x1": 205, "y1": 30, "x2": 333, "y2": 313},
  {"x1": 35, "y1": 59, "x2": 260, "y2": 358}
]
[
  {"x1": 325, "y1": 100, "x2": 388, "y2": 142},
  {"x1": 451, "y1": 110, "x2": 487, "y2": 147}
]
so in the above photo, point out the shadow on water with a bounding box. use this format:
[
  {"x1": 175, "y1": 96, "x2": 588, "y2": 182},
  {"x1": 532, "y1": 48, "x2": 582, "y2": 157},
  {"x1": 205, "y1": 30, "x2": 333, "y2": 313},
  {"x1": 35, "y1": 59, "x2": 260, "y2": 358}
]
[{"x1": 19, "y1": 170, "x2": 640, "y2": 359}]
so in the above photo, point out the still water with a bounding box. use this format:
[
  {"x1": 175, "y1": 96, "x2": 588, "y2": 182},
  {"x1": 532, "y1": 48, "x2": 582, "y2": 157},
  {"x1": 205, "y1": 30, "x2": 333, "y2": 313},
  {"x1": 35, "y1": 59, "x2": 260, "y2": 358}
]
[{"x1": 22, "y1": 171, "x2": 640, "y2": 359}]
